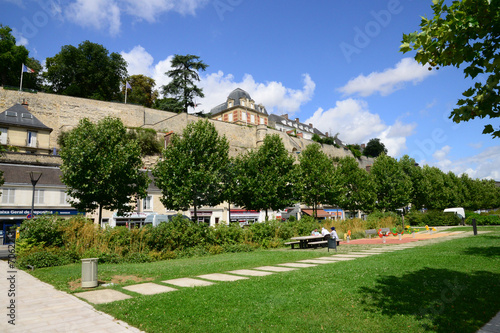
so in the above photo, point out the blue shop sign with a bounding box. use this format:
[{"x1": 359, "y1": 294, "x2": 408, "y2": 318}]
[{"x1": 0, "y1": 209, "x2": 82, "y2": 216}]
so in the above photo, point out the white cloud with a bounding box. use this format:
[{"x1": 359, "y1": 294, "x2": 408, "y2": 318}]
[
  {"x1": 425, "y1": 145, "x2": 500, "y2": 180},
  {"x1": 65, "y1": 0, "x2": 121, "y2": 36},
  {"x1": 338, "y1": 58, "x2": 435, "y2": 97},
  {"x1": 62, "y1": 0, "x2": 208, "y2": 35},
  {"x1": 120, "y1": 46, "x2": 315, "y2": 115},
  {"x1": 200, "y1": 71, "x2": 315, "y2": 115},
  {"x1": 305, "y1": 99, "x2": 415, "y2": 157},
  {"x1": 123, "y1": 0, "x2": 209, "y2": 21},
  {"x1": 11, "y1": 27, "x2": 28, "y2": 46}
]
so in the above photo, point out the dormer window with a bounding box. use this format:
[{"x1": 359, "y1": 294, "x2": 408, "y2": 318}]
[
  {"x1": 241, "y1": 99, "x2": 245, "y2": 107},
  {"x1": 228, "y1": 101, "x2": 233, "y2": 108}
]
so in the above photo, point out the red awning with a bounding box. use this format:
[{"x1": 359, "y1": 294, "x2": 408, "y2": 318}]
[{"x1": 301, "y1": 209, "x2": 331, "y2": 218}]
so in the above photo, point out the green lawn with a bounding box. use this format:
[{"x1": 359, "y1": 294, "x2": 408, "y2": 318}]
[{"x1": 30, "y1": 230, "x2": 500, "y2": 332}]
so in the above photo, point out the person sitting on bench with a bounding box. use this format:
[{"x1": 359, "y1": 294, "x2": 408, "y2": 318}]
[{"x1": 330, "y1": 227, "x2": 339, "y2": 240}]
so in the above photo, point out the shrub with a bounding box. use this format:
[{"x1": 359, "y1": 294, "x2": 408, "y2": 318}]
[
  {"x1": 17, "y1": 247, "x2": 77, "y2": 269},
  {"x1": 465, "y1": 213, "x2": 500, "y2": 225},
  {"x1": 366, "y1": 211, "x2": 401, "y2": 229},
  {"x1": 125, "y1": 252, "x2": 152, "y2": 263},
  {"x1": 19, "y1": 215, "x2": 65, "y2": 247},
  {"x1": 406, "y1": 210, "x2": 461, "y2": 226}
]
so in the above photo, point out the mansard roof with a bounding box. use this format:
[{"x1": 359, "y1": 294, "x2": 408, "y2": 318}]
[
  {"x1": 268, "y1": 114, "x2": 325, "y2": 137},
  {"x1": 210, "y1": 88, "x2": 268, "y2": 116},
  {"x1": 0, "y1": 104, "x2": 53, "y2": 132}
]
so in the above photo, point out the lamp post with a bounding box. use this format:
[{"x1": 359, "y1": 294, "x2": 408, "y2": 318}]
[{"x1": 29, "y1": 171, "x2": 42, "y2": 218}]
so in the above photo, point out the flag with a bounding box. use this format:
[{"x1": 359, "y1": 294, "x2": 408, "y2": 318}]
[
  {"x1": 22, "y1": 64, "x2": 35, "y2": 73},
  {"x1": 126, "y1": 81, "x2": 132, "y2": 90}
]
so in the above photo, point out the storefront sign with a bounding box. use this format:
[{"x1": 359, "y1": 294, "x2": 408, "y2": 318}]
[{"x1": 0, "y1": 209, "x2": 81, "y2": 216}]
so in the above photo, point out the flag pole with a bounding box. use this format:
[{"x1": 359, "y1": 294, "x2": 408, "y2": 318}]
[
  {"x1": 20, "y1": 64, "x2": 24, "y2": 91},
  {"x1": 125, "y1": 86, "x2": 128, "y2": 104}
]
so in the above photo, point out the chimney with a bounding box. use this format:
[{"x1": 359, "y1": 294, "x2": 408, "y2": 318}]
[
  {"x1": 325, "y1": 132, "x2": 329, "y2": 138},
  {"x1": 295, "y1": 117, "x2": 299, "y2": 124},
  {"x1": 361, "y1": 144, "x2": 366, "y2": 149},
  {"x1": 309, "y1": 123, "x2": 313, "y2": 128},
  {"x1": 21, "y1": 99, "x2": 29, "y2": 110},
  {"x1": 283, "y1": 114, "x2": 288, "y2": 119}
]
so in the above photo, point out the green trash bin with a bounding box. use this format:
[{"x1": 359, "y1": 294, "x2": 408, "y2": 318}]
[{"x1": 81, "y1": 258, "x2": 98, "y2": 288}]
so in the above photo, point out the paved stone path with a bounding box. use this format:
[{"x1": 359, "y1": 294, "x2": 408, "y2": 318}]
[{"x1": 1, "y1": 230, "x2": 496, "y2": 332}]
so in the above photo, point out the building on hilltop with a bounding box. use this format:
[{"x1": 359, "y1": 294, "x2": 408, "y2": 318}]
[
  {"x1": 268, "y1": 114, "x2": 327, "y2": 141},
  {"x1": 0, "y1": 103, "x2": 53, "y2": 155},
  {"x1": 209, "y1": 88, "x2": 269, "y2": 126}
]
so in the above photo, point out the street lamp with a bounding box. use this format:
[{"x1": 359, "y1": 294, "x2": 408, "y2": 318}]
[{"x1": 29, "y1": 171, "x2": 42, "y2": 218}]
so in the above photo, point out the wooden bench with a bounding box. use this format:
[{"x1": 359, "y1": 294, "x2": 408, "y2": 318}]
[
  {"x1": 285, "y1": 241, "x2": 300, "y2": 249},
  {"x1": 308, "y1": 240, "x2": 328, "y2": 248}
]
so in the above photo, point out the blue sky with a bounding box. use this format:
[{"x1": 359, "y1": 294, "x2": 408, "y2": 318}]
[{"x1": 2, "y1": 0, "x2": 499, "y2": 179}]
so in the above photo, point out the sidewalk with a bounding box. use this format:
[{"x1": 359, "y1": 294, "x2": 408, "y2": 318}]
[{"x1": 0, "y1": 259, "x2": 144, "y2": 333}]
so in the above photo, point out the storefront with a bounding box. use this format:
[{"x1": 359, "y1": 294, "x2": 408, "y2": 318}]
[
  {"x1": 229, "y1": 209, "x2": 261, "y2": 226},
  {"x1": 109, "y1": 212, "x2": 151, "y2": 228}
]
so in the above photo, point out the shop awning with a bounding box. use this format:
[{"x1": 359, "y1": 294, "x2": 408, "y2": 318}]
[{"x1": 301, "y1": 209, "x2": 331, "y2": 218}]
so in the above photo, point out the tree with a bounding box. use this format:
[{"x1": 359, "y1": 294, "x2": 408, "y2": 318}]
[
  {"x1": 298, "y1": 143, "x2": 339, "y2": 219},
  {"x1": 398, "y1": 155, "x2": 429, "y2": 210},
  {"x1": 123, "y1": 74, "x2": 158, "y2": 107},
  {"x1": 401, "y1": 0, "x2": 500, "y2": 138},
  {"x1": 59, "y1": 117, "x2": 150, "y2": 224},
  {"x1": 44, "y1": 40, "x2": 127, "y2": 101},
  {"x1": 370, "y1": 154, "x2": 412, "y2": 212},
  {"x1": 0, "y1": 25, "x2": 40, "y2": 89},
  {"x1": 153, "y1": 97, "x2": 185, "y2": 113},
  {"x1": 234, "y1": 134, "x2": 297, "y2": 220},
  {"x1": 152, "y1": 120, "x2": 229, "y2": 222},
  {"x1": 335, "y1": 156, "x2": 375, "y2": 214},
  {"x1": 421, "y1": 165, "x2": 450, "y2": 210},
  {"x1": 363, "y1": 138, "x2": 387, "y2": 158},
  {"x1": 162, "y1": 54, "x2": 208, "y2": 113}
]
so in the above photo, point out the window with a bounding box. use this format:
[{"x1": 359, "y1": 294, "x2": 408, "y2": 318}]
[
  {"x1": 228, "y1": 113, "x2": 233, "y2": 122},
  {"x1": 260, "y1": 117, "x2": 265, "y2": 125},
  {"x1": 1, "y1": 188, "x2": 15, "y2": 204},
  {"x1": 34, "y1": 190, "x2": 44, "y2": 204},
  {"x1": 27, "y1": 131, "x2": 37, "y2": 147},
  {"x1": 250, "y1": 114, "x2": 255, "y2": 123},
  {"x1": 240, "y1": 99, "x2": 245, "y2": 107},
  {"x1": 143, "y1": 196, "x2": 153, "y2": 211},
  {"x1": 60, "y1": 191, "x2": 70, "y2": 205},
  {"x1": 0, "y1": 128, "x2": 7, "y2": 145},
  {"x1": 241, "y1": 111, "x2": 246, "y2": 122},
  {"x1": 228, "y1": 101, "x2": 233, "y2": 108}
]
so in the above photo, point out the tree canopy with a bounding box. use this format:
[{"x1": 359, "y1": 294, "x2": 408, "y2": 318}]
[
  {"x1": 371, "y1": 154, "x2": 412, "y2": 212},
  {"x1": 234, "y1": 134, "x2": 297, "y2": 219},
  {"x1": 298, "y1": 143, "x2": 339, "y2": 218},
  {"x1": 0, "y1": 24, "x2": 41, "y2": 90},
  {"x1": 363, "y1": 138, "x2": 387, "y2": 158},
  {"x1": 59, "y1": 117, "x2": 150, "y2": 223},
  {"x1": 152, "y1": 120, "x2": 229, "y2": 222},
  {"x1": 124, "y1": 74, "x2": 158, "y2": 107},
  {"x1": 401, "y1": 0, "x2": 500, "y2": 138},
  {"x1": 44, "y1": 40, "x2": 127, "y2": 101},
  {"x1": 335, "y1": 156, "x2": 375, "y2": 214},
  {"x1": 162, "y1": 54, "x2": 208, "y2": 113}
]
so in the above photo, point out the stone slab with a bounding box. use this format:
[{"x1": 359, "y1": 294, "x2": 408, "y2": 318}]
[
  {"x1": 278, "y1": 263, "x2": 317, "y2": 268},
  {"x1": 253, "y1": 266, "x2": 298, "y2": 272},
  {"x1": 226, "y1": 269, "x2": 274, "y2": 276},
  {"x1": 74, "y1": 289, "x2": 132, "y2": 304},
  {"x1": 296, "y1": 259, "x2": 336, "y2": 264},
  {"x1": 162, "y1": 278, "x2": 214, "y2": 288},
  {"x1": 313, "y1": 257, "x2": 357, "y2": 261},
  {"x1": 331, "y1": 254, "x2": 372, "y2": 257},
  {"x1": 123, "y1": 283, "x2": 177, "y2": 295},
  {"x1": 197, "y1": 273, "x2": 249, "y2": 282}
]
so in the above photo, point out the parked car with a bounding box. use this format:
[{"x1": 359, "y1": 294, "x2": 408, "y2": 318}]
[
  {"x1": 144, "y1": 213, "x2": 191, "y2": 227},
  {"x1": 443, "y1": 207, "x2": 466, "y2": 225}
]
